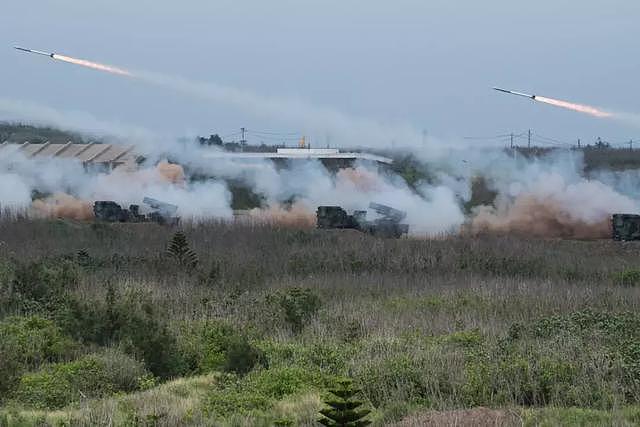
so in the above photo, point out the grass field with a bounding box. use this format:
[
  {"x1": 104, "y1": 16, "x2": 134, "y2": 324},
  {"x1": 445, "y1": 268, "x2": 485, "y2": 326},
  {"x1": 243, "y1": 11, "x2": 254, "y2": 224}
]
[{"x1": 2, "y1": 218, "x2": 640, "y2": 426}]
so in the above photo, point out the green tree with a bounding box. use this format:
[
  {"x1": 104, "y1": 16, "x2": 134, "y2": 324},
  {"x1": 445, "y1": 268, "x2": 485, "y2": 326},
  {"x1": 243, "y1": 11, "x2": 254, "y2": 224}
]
[
  {"x1": 318, "y1": 378, "x2": 371, "y2": 427},
  {"x1": 166, "y1": 231, "x2": 199, "y2": 269}
]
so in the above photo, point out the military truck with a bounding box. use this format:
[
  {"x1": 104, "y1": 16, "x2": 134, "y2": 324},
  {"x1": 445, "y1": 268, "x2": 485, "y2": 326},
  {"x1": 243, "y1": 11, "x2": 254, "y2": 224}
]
[
  {"x1": 93, "y1": 197, "x2": 179, "y2": 225},
  {"x1": 316, "y1": 202, "x2": 409, "y2": 238},
  {"x1": 612, "y1": 214, "x2": 640, "y2": 241},
  {"x1": 93, "y1": 201, "x2": 144, "y2": 222},
  {"x1": 316, "y1": 206, "x2": 365, "y2": 230}
]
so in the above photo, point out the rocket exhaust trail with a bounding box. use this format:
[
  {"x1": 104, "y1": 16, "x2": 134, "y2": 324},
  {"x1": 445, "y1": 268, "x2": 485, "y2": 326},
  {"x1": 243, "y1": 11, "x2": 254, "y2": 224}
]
[
  {"x1": 51, "y1": 54, "x2": 132, "y2": 76},
  {"x1": 534, "y1": 95, "x2": 612, "y2": 118},
  {"x1": 493, "y1": 86, "x2": 612, "y2": 118}
]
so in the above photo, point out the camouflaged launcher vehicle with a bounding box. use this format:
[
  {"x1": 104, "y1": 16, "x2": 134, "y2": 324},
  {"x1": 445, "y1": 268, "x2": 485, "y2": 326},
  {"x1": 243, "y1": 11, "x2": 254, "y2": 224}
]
[
  {"x1": 316, "y1": 203, "x2": 409, "y2": 238},
  {"x1": 93, "y1": 198, "x2": 179, "y2": 225},
  {"x1": 612, "y1": 214, "x2": 640, "y2": 241}
]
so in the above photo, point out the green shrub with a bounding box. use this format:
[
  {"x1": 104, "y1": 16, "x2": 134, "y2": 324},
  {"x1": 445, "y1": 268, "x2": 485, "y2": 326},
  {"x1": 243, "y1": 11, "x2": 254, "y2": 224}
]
[
  {"x1": 443, "y1": 329, "x2": 484, "y2": 349},
  {"x1": 355, "y1": 342, "x2": 467, "y2": 409},
  {"x1": 259, "y1": 340, "x2": 354, "y2": 377},
  {"x1": 225, "y1": 334, "x2": 266, "y2": 375},
  {"x1": 73, "y1": 287, "x2": 186, "y2": 379},
  {"x1": 0, "y1": 260, "x2": 15, "y2": 301},
  {"x1": 13, "y1": 258, "x2": 80, "y2": 299},
  {"x1": 6, "y1": 259, "x2": 80, "y2": 314},
  {"x1": 205, "y1": 377, "x2": 272, "y2": 418},
  {"x1": 458, "y1": 254, "x2": 543, "y2": 278},
  {"x1": 463, "y1": 349, "x2": 586, "y2": 407},
  {"x1": 248, "y1": 366, "x2": 327, "y2": 399},
  {"x1": 462, "y1": 311, "x2": 640, "y2": 408},
  {"x1": 0, "y1": 316, "x2": 77, "y2": 398},
  {"x1": 613, "y1": 269, "x2": 640, "y2": 287},
  {"x1": 13, "y1": 349, "x2": 147, "y2": 409},
  {"x1": 204, "y1": 366, "x2": 331, "y2": 419},
  {"x1": 200, "y1": 259, "x2": 222, "y2": 286},
  {"x1": 272, "y1": 287, "x2": 321, "y2": 332},
  {"x1": 179, "y1": 321, "x2": 266, "y2": 375},
  {"x1": 356, "y1": 355, "x2": 430, "y2": 408}
]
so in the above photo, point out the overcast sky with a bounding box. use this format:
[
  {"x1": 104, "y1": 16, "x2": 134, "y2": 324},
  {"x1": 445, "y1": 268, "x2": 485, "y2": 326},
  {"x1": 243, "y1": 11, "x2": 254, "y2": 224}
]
[{"x1": 1, "y1": 0, "x2": 639, "y2": 148}]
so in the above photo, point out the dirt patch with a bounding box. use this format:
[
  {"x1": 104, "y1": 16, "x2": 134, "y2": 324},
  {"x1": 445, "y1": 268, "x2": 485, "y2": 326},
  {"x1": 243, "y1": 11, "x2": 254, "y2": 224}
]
[{"x1": 392, "y1": 407, "x2": 521, "y2": 427}]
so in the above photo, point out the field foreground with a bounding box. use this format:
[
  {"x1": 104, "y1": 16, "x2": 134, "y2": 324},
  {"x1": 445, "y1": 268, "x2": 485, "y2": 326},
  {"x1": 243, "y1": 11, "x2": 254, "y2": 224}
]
[{"x1": 2, "y1": 219, "x2": 640, "y2": 426}]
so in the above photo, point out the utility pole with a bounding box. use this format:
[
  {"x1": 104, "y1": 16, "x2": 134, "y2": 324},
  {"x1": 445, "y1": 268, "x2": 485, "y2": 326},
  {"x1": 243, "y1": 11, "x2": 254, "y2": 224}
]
[
  {"x1": 510, "y1": 133, "x2": 514, "y2": 149},
  {"x1": 629, "y1": 140, "x2": 634, "y2": 151},
  {"x1": 577, "y1": 138, "x2": 581, "y2": 149},
  {"x1": 240, "y1": 127, "x2": 247, "y2": 148},
  {"x1": 527, "y1": 129, "x2": 531, "y2": 149}
]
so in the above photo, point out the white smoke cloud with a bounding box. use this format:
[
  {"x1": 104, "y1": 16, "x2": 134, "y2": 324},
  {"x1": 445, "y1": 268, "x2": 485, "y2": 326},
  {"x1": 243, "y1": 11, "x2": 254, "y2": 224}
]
[
  {"x1": 0, "y1": 97, "x2": 156, "y2": 142},
  {"x1": 84, "y1": 165, "x2": 232, "y2": 219},
  {"x1": 0, "y1": 172, "x2": 32, "y2": 208},
  {"x1": 134, "y1": 70, "x2": 428, "y2": 151}
]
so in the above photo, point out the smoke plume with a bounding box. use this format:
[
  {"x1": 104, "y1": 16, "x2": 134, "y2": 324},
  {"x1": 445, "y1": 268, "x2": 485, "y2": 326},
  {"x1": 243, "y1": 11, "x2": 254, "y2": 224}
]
[{"x1": 32, "y1": 193, "x2": 93, "y2": 221}]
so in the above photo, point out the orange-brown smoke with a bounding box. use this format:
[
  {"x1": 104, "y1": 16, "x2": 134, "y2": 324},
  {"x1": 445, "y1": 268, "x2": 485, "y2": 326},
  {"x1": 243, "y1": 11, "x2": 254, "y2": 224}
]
[
  {"x1": 28, "y1": 161, "x2": 185, "y2": 221},
  {"x1": 31, "y1": 192, "x2": 94, "y2": 220},
  {"x1": 52, "y1": 54, "x2": 132, "y2": 76},
  {"x1": 244, "y1": 202, "x2": 316, "y2": 228},
  {"x1": 336, "y1": 167, "x2": 381, "y2": 192},
  {"x1": 469, "y1": 194, "x2": 611, "y2": 239},
  {"x1": 156, "y1": 161, "x2": 186, "y2": 185},
  {"x1": 535, "y1": 96, "x2": 612, "y2": 118}
]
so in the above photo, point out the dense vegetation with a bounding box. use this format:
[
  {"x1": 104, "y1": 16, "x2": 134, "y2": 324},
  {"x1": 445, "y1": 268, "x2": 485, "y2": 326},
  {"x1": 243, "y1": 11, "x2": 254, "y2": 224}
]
[
  {"x1": 1, "y1": 219, "x2": 640, "y2": 425},
  {"x1": 0, "y1": 123, "x2": 87, "y2": 144}
]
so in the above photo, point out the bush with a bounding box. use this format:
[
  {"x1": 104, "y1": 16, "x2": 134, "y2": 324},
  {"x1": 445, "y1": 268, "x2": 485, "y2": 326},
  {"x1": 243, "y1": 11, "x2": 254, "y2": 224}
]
[
  {"x1": 272, "y1": 287, "x2": 321, "y2": 332},
  {"x1": 179, "y1": 321, "x2": 265, "y2": 376},
  {"x1": 0, "y1": 316, "x2": 77, "y2": 399},
  {"x1": 204, "y1": 376, "x2": 272, "y2": 418},
  {"x1": 5, "y1": 259, "x2": 80, "y2": 314},
  {"x1": 0, "y1": 260, "x2": 15, "y2": 304},
  {"x1": 260, "y1": 340, "x2": 355, "y2": 376},
  {"x1": 73, "y1": 287, "x2": 186, "y2": 379},
  {"x1": 463, "y1": 348, "x2": 585, "y2": 407},
  {"x1": 356, "y1": 355, "x2": 432, "y2": 408},
  {"x1": 0, "y1": 258, "x2": 85, "y2": 339},
  {"x1": 204, "y1": 366, "x2": 331, "y2": 418},
  {"x1": 225, "y1": 334, "x2": 266, "y2": 375},
  {"x1": 613, "y1": 269, "x2": 640, "y2": 287},
  {"x1": 13, "y1": 349, "x2": 147, "y2": 409},
  {"x1": 462, "y1": 311, "x2": 640, "y2": 408}
]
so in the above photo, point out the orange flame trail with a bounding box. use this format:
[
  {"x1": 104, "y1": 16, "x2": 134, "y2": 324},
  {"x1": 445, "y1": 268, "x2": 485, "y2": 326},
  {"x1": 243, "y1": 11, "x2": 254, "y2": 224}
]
[
  {"x1": 52, "y1": 54, "x2": 132, "y2": 76},
  {"x1": 535, "y1": 95, "x2": 611, "y2": 118}
]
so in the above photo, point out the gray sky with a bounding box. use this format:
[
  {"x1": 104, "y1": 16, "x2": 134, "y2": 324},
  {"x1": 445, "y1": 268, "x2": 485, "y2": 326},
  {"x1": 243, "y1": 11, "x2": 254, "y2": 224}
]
[{"x1": 1, "y1": 0, "x2": 639, "y2": 148}]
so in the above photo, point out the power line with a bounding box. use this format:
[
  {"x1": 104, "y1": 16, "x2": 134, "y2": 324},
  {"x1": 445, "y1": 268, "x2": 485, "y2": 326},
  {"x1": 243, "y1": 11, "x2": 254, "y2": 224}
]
[
  {"x1": 247, "y1": 129, "x2": 299, "y2": 136},
  {"x1": 463, "y1": 133, "x2": 514, "y2": 140}
]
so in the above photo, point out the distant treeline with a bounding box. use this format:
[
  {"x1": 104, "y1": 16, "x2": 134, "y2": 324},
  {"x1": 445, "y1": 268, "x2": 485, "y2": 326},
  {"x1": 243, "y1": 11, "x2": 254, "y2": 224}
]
[{"x1": 0, "y1": 123, "x2": 87, "y2": 144}]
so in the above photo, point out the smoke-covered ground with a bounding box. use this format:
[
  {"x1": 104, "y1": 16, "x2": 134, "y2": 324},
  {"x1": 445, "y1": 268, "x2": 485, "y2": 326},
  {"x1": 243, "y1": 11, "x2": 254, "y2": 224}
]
[{"x1": 1, "y1": 127, "x2": 640, "y2": 239}]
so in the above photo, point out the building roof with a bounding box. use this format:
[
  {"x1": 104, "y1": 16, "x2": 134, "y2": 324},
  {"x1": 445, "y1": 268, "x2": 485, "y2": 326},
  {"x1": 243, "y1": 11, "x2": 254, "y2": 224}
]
[
  {"x1": 0, "y1": 141, "x2": 137, "y2": 168},
  {"x1": 202, "y1": 147, "x2": 393, "y2": 164},
  {"x1": 0, "y1": 142, "x2": 393, "y2": 167}
]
